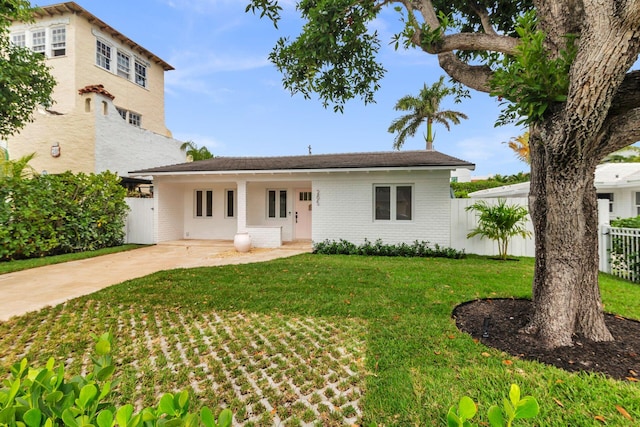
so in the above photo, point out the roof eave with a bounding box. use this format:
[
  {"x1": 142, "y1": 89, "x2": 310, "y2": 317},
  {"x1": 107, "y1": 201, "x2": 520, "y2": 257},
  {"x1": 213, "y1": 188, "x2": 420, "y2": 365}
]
[
  {"x1": 33, "y1": 2, "x2": 174, "y2": 71},
  {"x1": 132, "y1": 164, "x2": 474, "y2": 177}
]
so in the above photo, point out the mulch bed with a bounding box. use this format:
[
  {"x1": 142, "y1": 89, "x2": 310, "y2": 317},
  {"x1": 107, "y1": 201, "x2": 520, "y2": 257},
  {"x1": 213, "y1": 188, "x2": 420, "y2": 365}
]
[{"x1": 452, "y1": 298, "x2": 640, "y2": 381}]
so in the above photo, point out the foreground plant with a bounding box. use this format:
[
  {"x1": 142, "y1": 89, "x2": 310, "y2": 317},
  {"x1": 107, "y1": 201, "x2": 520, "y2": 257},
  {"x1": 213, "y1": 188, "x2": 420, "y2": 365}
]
[
  {"x1": 447, "y1": 384, "x2": 539, "y2": 427},
  {"x1": 0, "y1": 332, "x2": 232, "y2": 427},
  {"x1": 466, "y1": 199, "x2": 531, "y2": 261}
]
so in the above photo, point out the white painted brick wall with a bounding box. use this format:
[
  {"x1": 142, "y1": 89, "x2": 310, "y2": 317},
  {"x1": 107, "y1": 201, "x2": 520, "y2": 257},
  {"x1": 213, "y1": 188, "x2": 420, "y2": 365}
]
[
  {"x1": 312, "y1": 170, "x2": 452, "y2": 246},
  {"x1": 247, "y1": 227, "x2": 282, "y2": 248},
  {"x1": 156, "y1": 181, "x2": 184, "y2": 242},
  {"x1": 95, "y1": 99, "x2": 186, "y2": 177}
]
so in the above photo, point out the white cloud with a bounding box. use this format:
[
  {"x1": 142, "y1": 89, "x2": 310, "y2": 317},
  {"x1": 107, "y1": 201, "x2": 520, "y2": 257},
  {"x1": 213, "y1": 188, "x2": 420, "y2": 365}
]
[{"x1": 165, "y1": 50, "x2": 271, "y2": 96}]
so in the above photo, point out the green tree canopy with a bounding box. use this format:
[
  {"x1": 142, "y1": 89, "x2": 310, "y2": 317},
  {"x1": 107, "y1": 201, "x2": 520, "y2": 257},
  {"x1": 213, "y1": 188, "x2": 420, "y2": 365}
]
[
  {"x1": 180, "y1": 141, "x2": 214, "y2": 161},
  {"x1": 0, "y1": 0, "x2": 56, "y2": 139}
]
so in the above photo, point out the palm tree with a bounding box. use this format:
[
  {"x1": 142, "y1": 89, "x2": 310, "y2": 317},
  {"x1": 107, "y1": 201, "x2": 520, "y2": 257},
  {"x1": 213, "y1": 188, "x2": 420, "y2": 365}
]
[
  {"x1": 180, "y1": 141, "x2": 214, "y2": 161},
  {"x1": 387, "y1": 76, "x2": 468, "y2": 151},
  {"x1": 0, "y1": 152, "x2": 37, "y2": 179},
  {"x1": 504, "y1": 131, "x2": 530, "y2": 164}
]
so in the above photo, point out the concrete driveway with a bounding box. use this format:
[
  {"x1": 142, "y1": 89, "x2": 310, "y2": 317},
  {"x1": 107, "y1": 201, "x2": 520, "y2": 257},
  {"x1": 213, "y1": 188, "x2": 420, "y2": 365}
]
[{"x1": 0, "y1": 240, "x2": 311, "y2": 322}]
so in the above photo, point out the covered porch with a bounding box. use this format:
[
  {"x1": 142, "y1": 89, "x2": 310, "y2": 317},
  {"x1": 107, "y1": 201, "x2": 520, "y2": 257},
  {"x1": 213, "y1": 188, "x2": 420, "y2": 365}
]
[{"x1": 152, "y1": 174, "x2": 314, "y2": 247}]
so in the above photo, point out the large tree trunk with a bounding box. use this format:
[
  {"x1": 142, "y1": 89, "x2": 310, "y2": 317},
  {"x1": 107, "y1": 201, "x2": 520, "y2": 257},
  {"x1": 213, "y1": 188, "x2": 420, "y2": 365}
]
[{"x1": 524, "y1": 125, "x2": 613, "y2": 348}]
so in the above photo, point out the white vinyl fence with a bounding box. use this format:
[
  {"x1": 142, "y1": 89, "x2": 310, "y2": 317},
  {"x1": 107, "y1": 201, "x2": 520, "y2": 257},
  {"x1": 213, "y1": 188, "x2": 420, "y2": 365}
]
[
  {"x1": 451, "y1": 198, "x2": 535, "y2": 257},
  {"x1": 124, "y1": 198, "x2": 155, "y2": 244}
]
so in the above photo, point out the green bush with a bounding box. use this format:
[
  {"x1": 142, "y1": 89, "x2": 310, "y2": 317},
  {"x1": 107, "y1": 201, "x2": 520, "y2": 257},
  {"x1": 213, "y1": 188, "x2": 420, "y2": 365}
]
[
  {"x1": 0, "y1": 332, "x2": 233, "y2": 427},
  {"x1": 611, "y1": 216, "x2": 640, "y2": 229},
  {"x1": 313, "y1": 239, "x2": 465, "y2": 259},
  {"x1": 0, "y1": 171, "x2": 128, "y2": 261}
]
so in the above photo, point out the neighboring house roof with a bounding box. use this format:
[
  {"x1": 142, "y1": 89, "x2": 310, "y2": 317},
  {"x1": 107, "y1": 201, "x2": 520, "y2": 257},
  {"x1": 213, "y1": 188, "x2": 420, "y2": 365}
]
[
  {"x1": 469, "y1": 163, "x2": 640, "y2": 198},
  {"x1": 131, "y1": 150, "x2": 475, "y2": 175},
  {"x1": 34, "y1": 2, "x2": 174, "y2": 71}
]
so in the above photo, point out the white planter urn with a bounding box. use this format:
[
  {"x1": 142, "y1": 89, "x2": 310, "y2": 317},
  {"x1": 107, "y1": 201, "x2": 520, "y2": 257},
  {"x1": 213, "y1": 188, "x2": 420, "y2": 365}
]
[{"x1": 234, "y1": 232, "x2": 251, "y2": 253}]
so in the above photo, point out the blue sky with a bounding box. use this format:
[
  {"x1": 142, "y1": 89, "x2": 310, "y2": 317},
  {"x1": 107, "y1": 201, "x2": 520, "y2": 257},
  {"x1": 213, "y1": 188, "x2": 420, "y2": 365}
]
[{"x1": 40, "y1": 0, "x2": 529, "y2": 177}]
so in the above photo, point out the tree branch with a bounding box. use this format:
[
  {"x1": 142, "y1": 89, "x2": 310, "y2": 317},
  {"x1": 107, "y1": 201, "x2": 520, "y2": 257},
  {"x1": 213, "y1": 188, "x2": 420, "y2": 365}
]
[
  {"x1": 607, "y1": 70, "x2": 640, "y2": 116},
  {"x1": 469, "y1": 1, "x2": 497, "y2": 36},
  {"x1": 423, "y1": 32, "x2": 519, "y2": 55},
  {"x1": 437, "y1": 52, "x2": 493, "y2": 93},
  {"x1": 595, "y1": 107, "x2": 640, "y2": 157}
]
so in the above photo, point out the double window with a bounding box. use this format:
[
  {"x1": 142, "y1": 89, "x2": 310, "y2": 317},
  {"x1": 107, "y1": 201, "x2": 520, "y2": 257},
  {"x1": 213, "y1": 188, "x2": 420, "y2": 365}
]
[
  {"x1": 135, "y1": 61, "x2": 147, "y2": 88},
  {"x1": 116, "y1": 108, "x2": 142, "y2": 127},
  {"x1": 96, "y1": 40, "x2": 111, "y2": 70},
  {"x1": 267, "y1": 190, "x2": 287, "y2": 219},
  {"x1": 117, "y1": 51, "x2": 130, "y2": 79},
  {"x1": 11, "y1": 33, "x2": 26, "y2": 48},
  {"x1": 374, "y1": 184, "x2": 413, "y2": 221},
  {"x1": 31, "y1": 29, "x2": 46, "y2": 54},
  {"x1": 95, "y1": 39, "x2": 148, "y2": 88},
  {"x1": 51, "y1": 27, "x2": 66, "y2": 56},
  {"x1": 194, "y1": 190, "x2": 213, "y2": 218},
  {"x1": 10, "y1": 27, "x2": 65, "y2": 57}
]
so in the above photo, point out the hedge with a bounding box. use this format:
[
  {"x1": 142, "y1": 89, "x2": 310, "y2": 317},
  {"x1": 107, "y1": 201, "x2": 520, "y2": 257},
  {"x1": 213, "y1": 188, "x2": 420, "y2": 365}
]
[{"x1": 0, "y1": 171, "x2": 128, "y2": 261}]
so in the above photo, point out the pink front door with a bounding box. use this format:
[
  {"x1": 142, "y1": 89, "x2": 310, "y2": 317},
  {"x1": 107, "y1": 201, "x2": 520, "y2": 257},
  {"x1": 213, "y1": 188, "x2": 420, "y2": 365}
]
[{"x1": 294, "y1": 189, "x2": 312, "y2": 240}]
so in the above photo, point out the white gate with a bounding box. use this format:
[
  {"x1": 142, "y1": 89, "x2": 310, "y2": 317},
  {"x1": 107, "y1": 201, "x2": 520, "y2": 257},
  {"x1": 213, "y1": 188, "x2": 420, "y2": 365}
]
[{"x1": 124, "y1": 198, "x2": 155, "y2": 244}]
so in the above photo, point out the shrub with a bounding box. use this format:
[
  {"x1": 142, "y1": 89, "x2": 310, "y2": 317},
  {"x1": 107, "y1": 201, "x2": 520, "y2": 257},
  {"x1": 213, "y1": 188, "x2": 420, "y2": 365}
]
[
  {"x1": 465, "y1": 199, "x2": 531, "y2": 261},
  {"x1": 0, "y1": 332, "x2": 233, "y2": 427},
  {"x1": 611, "y1": 216, "x2": 640, "y2": 229},
  {"x1": 0, "y1": 171, "x2": 128, "y2": 260},
  {"x1": 313, "y1": 239, "x2": 465, "y2": 259}
]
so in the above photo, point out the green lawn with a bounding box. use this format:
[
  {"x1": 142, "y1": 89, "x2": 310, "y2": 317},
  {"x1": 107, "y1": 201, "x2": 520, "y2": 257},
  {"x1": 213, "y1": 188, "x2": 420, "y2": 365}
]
[
  {"x1": 0, "y1": 244, "x2": 145, "y2": 275},
  {"x1": 0, "y1": 254, "x2": 638, "y2": 426}
]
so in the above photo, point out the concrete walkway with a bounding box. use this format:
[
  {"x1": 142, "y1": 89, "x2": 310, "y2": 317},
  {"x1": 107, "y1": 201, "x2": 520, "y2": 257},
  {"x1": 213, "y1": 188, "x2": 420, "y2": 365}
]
[{"x1": 0, "y1": 240, "x2": 312, "y2": 322}]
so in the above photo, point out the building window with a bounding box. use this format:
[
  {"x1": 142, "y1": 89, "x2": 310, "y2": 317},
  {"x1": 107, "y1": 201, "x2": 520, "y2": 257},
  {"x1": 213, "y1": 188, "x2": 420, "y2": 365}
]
[
  {"x1": 134, "y1": 61, "x2": 147, "y2": 88},
  {"x1": 225, "y1": 190, "x2": 235, "y2": 218},
  {"x1": 11, "y1": 33, "x2": 26, "y2": 47},
  {"x1": 299, "y1": 191, "x2": 312, "y2": 201},
  {"x1": 128, "y1": 112, "x2": 141, "y2": 127},
  {"x1": 117, "y1": 51, "x2": 130, "y2": 79},
  {"x1": 597, "y1": 193, "x2": 614, "y2": 213},
  {"x1": 116, "y1": 108, "x2": 127, "y2": 120},
  {"x1": 195, "y1": 190, "x2": 213, "y2": 217},
  {"x1": 267, "y1": 190, "x2": 287, "y2": 219},
  {"x1": 96, "y1": 40, "x2": 111, "y2": 70},
  {"x1": 635, "y1": 192, "x2": 640, "y2": 215},
  {"x1": 374, "y1": 184, "x2": 413, "y2": 221},
  {"x1": 32, "y1": 29, "x2": 46, "y2": 54},
  {"x1": 51, "y1": 27, "x2": 66, "y2": 56}
]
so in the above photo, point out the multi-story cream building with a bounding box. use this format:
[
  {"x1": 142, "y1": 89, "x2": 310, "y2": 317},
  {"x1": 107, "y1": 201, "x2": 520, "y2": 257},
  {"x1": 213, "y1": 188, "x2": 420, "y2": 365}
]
[{"x1": 5, "y1": 1, "x2": 186, "y2": 177}]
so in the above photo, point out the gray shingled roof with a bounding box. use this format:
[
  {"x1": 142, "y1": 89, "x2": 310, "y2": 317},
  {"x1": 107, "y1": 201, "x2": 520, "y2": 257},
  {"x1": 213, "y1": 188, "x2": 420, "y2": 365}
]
[{"x1": 132, "y1": 150, "x2": 474, "y2": 174}]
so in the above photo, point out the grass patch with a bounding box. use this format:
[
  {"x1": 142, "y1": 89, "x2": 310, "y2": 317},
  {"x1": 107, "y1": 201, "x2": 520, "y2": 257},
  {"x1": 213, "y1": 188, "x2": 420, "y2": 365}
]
[
  {"x1": 0, "y1": 254, "x2": 639, "y2": 425},
  {"x1": 0, "y1": 244, "x2": 146, "y2": 275}
]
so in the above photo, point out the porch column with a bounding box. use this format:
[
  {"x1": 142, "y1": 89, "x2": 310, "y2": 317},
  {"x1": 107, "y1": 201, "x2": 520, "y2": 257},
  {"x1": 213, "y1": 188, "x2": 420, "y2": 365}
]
[{"x1": 237, "y1": 180, "x2": 247, "y2": 232}]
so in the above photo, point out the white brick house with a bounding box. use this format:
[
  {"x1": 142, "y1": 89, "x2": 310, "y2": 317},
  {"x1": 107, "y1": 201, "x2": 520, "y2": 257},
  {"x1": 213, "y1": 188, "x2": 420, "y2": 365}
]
[{"x1": 132, "y1": 151, "x2": 474, "y2": 247}]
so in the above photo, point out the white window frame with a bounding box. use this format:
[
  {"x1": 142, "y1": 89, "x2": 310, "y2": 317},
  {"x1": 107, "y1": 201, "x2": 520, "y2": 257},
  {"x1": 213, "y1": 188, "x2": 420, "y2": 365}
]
[
  {"x1": 51, "y1": 26, "x2": 66, "y2": 56},
  {"x1": 128, "y1": 112, "x2": 142, "y2": 127},
  {"x1": 117, "y1": 51, "x2": 130, "y2": 79},
  {"x1": 32, "y1": 29, "x2": 46, "y2": 54},
  {"x1": 96, "y1": 39, "x2": 111, "y2": 70},
  {"x1": 225, "y1": 189, "x2": 236, "y2": 218},
  {"x1": 194, "y1": 190, "x2": 213, "y2": 218},
  {"x1": 134, "y1": 60, "x2": 147, "y2": 88},
  {"x1": 11, "y1": 32, "x2": 26, "y2": 47},
  {"x1": 267, "y1": 189, "x2": 287, "y2": 219},
  {"x1": 373, "y1": 184, "x2": 414, "y2": 222}
]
